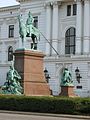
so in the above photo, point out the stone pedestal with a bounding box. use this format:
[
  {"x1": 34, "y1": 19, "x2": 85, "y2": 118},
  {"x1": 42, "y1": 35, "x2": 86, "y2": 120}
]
[
  {"x1": 14, "y1": 49, "x2": 51, "y2": 96},
  {"x1": 59, "y1": 86, "x2": 76, "y2": 97}
]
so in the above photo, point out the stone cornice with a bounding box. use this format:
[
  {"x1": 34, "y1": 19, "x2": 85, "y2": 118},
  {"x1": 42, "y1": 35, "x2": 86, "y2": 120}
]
[
  {"x1": 51, "y1": 1, "x2": 62, "y2": 6},
  {"x1": 44, "y1": 55, "x2": 90, "y2": 63},
  {"x1": 74, "y1": 0, "x2": 82, "y2": 2},
  {"x1": 44, "y1": 1, "x2": 62, "y2": 8},
  {"x1": 60, "y1": 0, "x2": 74, "y2": 2},
  {"x1": 16, "y1": 0, "x2": 39, "y2": 2},
  {"x1": 44, "y1": 0, "x2": 75, "y2": 5},
  {"x1": 0, "y1": 5, "x2": 20, "y2": 12},
  {"x1": 44, "y1": 2, "x2": 51, "y2": 8},
  {"x1": 17, "y1": 0, "x2": 77, "y2": 3}
]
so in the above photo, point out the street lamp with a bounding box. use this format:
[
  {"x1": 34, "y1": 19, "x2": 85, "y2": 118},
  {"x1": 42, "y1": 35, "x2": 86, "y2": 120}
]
[
  {"x1": 44, "y1": 68, "x2": 50, "y2": 83},
  {"x1": 75, "y1": 67, "x2": 82, "y2": 83}
]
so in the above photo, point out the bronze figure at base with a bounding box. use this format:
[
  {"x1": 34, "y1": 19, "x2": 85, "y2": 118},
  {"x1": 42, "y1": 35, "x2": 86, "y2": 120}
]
[{"x1": 59, "y1": 68, "x2": 77, "y2": 97}]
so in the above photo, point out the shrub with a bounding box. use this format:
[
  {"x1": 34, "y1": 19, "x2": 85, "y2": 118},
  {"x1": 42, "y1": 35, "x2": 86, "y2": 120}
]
[{"x1": 0, "y1": 95, "x2": 90, "y2": 115}]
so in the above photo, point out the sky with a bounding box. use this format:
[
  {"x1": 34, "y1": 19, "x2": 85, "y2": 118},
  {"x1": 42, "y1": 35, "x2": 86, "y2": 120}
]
[{"x1": 0, "y1": 0, "x2": 19, "y2": 8}]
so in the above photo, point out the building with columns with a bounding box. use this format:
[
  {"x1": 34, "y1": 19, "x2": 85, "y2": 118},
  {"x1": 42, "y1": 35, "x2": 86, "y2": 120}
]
[{"x1": 0, "y1": 0, "x2": 90, "y2": 97}]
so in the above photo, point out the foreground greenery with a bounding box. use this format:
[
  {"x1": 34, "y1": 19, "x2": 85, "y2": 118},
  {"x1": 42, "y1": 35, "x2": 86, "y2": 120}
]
[{"x1": 0, "y1": 95, "x2": 90, "y2": 115}]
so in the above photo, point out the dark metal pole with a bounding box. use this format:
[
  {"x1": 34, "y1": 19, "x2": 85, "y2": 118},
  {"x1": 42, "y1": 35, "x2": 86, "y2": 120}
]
[{"x1": 38, "y1": 30, "x2": 60, "y2": 56}]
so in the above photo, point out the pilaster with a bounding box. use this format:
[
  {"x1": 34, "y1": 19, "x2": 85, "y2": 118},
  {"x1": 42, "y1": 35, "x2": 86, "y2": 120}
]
[
  {"x1": 83, "y1": 0, "x2": 90, "y2": 54},
  {"x1": 52, "y1": 1, "x2": 59, "y2": 55},
  {"x1": 75, "y1": 0, "x2": 83, "y2": 55},
  {"x1": 45, "y1": 2, "x2": 52, "y2": 55}
]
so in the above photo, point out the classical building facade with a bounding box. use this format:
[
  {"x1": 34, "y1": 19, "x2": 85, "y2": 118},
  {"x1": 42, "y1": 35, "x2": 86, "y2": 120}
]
[{"x1": 0, "y1": 0, "x2": 90, "y2": 97}]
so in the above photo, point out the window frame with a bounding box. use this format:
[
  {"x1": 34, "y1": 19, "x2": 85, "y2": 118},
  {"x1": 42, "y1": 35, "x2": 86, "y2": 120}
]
[
  {"x1": 65, "y1": 27, "x2": 76, "y2": 55},
  {"x1": 67, "y1": 5, "x2": 71, "y2": 16},
  {"x1": 9, "y1": 25, "x2": 14, "y2": 38},
  {"x1": 8, "y1": 46, "x2": 13, "y2": 61},
  {"x1": 73, "y1": 4, "x2": 77, "y2": 16}
]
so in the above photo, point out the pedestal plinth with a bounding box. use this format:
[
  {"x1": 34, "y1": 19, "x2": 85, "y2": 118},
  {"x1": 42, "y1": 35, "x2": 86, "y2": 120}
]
[
  {"x1": 14, "y1": 49, "x2": 51, "y2": 96},
  {"x1": 59, "y1": 86, "x2": 76, "y2": 97}
]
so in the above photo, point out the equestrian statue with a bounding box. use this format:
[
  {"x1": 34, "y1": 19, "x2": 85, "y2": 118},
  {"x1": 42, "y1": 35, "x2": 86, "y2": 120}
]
[{"x1": 18, "y1": 11, "x2": 40, "y2": 49}]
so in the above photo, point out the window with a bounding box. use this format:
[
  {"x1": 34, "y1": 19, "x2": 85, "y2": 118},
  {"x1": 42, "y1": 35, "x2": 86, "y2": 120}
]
[
  {"x1": 8, "y1": 46, "x2": 13, "y2": 61},
  {"x1": 65, "y1": 27, "x2": 76, "y2": 54},
  {"x1": 33, "y1": 16, "x2": 38, "y2": 28},
  {"x1": 67, "y1": 4, "x2": 77, "y2": 16},
  {"x1": 73, "y1": 4, "x2": 77, "y2": 15},
  {"x1": 9, "y1": 25, "x2": 14, "y2": 38},
  {"x1": 67, "y1": 5, "x2": 71, "y2": 16}
]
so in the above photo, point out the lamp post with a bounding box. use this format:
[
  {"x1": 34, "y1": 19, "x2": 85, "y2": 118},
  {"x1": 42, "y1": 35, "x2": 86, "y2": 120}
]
[
  {"x1": 44, "y1": 68, "x2": 50, "y2": 83},
  {"x1": 75, "y1": 67, "x2": 82, "y2": 83}
]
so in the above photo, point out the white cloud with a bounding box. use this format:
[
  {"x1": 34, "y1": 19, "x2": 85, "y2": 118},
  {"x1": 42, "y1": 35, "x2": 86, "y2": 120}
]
[{"x1": 0, "y1": 0, "x2": 19, "y2": 8}]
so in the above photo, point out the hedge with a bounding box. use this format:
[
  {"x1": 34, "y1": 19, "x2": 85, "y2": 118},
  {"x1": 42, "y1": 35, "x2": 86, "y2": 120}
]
[{"x1": 0, "y1": 95, "x2": 90, "y2": 115}]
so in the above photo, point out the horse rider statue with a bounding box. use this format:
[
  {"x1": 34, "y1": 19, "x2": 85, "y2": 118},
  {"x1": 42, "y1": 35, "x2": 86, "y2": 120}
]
[{"x1": 18, "y1": 11, "x2": 40, "y2": 49}]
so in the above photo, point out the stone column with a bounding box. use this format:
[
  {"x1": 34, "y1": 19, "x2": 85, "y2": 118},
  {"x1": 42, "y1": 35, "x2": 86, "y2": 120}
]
[
  {"x1": 52, "y1": 1, "x2": 59, "y2": 55},
  {"x1": 45, "y1": 2, "x2": 52, "y2": 55},
  {"x1": 83, "y1": 0, "x2": 90, "y2": 54},
  {"x1": 76, "y1": 0, "x2": 83, "y2": 55}
]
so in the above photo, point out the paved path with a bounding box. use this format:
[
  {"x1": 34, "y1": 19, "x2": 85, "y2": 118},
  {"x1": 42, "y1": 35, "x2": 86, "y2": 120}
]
[{"x1": 0, "y1": 112, "x2": 89, "y2": 120}]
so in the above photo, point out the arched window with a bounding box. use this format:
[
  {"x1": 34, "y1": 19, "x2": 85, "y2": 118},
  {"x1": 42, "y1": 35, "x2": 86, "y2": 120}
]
[
  {"x1": 8, "y1": 46, "x2": 13, "y2": 61},
  {"x1": 65, "y1": 27, "x2": 76, "y2": 54}
]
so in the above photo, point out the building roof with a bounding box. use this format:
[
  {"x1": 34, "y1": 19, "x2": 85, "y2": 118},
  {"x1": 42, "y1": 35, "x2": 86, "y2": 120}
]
[{"x1": 0, "y1": 0, "x2": 19, "y2": 8}]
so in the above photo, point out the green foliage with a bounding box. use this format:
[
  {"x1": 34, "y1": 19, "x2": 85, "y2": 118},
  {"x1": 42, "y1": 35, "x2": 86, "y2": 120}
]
[
  {"x1": 74, "y1": 97, "x2": 90, "y2": 114},
  {"x1": 0, "y1": 95, "x2": 90, "y2": 115}
]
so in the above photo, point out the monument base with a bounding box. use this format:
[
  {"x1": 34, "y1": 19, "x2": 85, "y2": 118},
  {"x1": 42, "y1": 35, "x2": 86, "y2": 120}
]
[
  {"x1": 14, "y1": 49, "x2": 51, "y2": 96},
  {"x1": 59, "y1": 86, "x2": 77, "y2": 97}
]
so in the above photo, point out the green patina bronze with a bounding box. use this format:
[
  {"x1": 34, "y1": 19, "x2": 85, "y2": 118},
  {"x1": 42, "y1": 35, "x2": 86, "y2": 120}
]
[
  {"x1": 0, "y1": 64, "x2": 23, "y2": 95},
  {"x1": 18, "y1": 11, "x2": 40, "y2": 49},
  {"x1": 60, "y1": 68, "x2": 74, "y2": 86},
  {"x1": 26, "y1": 11, "x2": 34, "y2": 36},
  {"x1": 18, "y1": 15, "x2": 27, "y2": 47}
]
